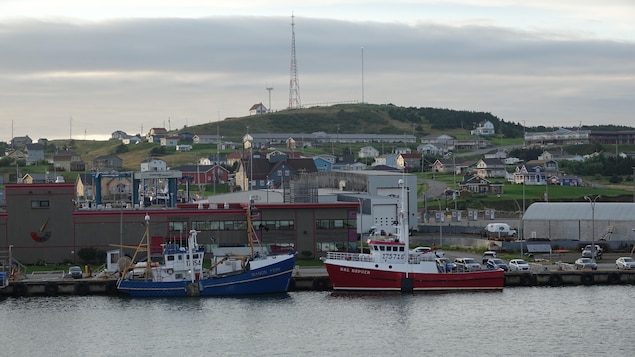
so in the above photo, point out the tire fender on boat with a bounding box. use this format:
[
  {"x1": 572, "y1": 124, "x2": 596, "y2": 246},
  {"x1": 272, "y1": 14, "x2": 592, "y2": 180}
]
[{"x1": 167, "y1": 268, "x2": 174, "y2": 275}]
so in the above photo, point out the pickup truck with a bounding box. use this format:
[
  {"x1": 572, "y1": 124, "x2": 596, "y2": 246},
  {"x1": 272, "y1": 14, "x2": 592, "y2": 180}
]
[{"x1": 581, "y1": 244, "x2": 603, "y2": 259}]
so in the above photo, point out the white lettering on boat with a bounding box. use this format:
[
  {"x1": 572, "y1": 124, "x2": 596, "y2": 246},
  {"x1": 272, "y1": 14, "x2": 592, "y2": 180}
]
[
  {"x1": 251, "y1": 267, "x2": 281, "y2": 277},
  {"x1": 339, "y1": 267, "x2": 369, "y2": 275}
]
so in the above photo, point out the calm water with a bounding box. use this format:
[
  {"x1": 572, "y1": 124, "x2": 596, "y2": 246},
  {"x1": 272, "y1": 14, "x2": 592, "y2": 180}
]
[{"x1": 1, "y1": 286, "x2": 633, "y2": 356}]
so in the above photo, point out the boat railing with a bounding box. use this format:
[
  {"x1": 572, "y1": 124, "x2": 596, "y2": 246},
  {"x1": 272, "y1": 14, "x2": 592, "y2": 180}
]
[
  {"x1": 326, "y1": 251, "x2": 374, "y2": 262},
  {"x1": 408, "y1": 254, "x2": 437, "y2": 264}
]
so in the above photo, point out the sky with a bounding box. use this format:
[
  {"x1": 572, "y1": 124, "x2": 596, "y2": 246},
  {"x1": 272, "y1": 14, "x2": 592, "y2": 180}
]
[{"x1": 1, "y1": 1, "x2": 634, "y2": 141}]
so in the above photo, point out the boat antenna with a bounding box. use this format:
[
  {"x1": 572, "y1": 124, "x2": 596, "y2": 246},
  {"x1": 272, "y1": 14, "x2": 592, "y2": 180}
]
[{"x1": 399, "y1": 178, "x2": 410, "y2": 276}]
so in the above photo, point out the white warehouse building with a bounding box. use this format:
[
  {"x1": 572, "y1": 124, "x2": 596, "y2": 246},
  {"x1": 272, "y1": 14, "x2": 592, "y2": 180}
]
[{"x1": 522, "y1": 202, "x2": 635, "y2": 241}]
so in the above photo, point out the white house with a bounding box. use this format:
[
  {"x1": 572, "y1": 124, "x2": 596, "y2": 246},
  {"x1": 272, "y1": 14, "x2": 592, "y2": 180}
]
[
  {"x1": 470, "y1": 120, "x2": 495, "y2": 136},
  {"x1": 249, "y1": 103, "x2": 267, "y2": 115},
  {"x1": 394, "y1": 147, "x2": 411, "y2": 155},
  {"x1": 122, "y1": 136, "x2": 142, "y2": 145},
  {"x1": 484, "y1": 149, "x2": 507, "y2": 160},
  {"x1": 417, "y1": 143, "x2": 445, "y2": 156},
  {"x1": 372, "y1": 154, "x2": 404, "y2": 169},
  {"x1": 192, "y1": 134, "x2": 217, "y2": 144},
  {"x1": 160, "y1": 136, "x2": 179, "y2": 147},
  {"x1": 141, "y1": 158, "x2": 167, "y2": 172},
  {"x1": 358, "y1": 145, "x2": 380, "y2": 159}
]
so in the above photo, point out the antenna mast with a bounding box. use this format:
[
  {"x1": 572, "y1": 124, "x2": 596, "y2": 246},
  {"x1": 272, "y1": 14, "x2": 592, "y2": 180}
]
[
  {"x1": 266, "y1": 85, "x2": 274, "y2": 113},
  {"x1": 288, "y1": 14, "x2": 301, "y2": 109}
]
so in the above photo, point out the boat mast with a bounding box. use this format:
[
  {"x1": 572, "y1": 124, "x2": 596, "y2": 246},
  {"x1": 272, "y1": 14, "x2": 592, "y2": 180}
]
[
  {"x1": 144, "y1": 214, "x2": 152, "y2": 280},
  {"x1": 399, "y1": 178, "x2": 410, "y2": 276},
  {"x1": 188, "y1": 230, "x2": 196, "y2": 282},
  {"x1": 246, "y1": 199, "x2": 255, "y2": 256}
]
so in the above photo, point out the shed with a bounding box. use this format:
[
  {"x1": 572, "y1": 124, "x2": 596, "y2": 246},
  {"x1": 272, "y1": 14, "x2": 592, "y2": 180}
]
[{"x1": 522, "y1": 202, "x2": 635, "y2": 241}]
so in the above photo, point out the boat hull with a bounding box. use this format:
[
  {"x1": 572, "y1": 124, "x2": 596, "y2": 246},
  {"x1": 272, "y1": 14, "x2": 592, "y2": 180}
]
[
  {"x1": 324, "y1": 261, "x2": 504, "y2": 292},
  {"x1": 117, "y1": 253, "x2": 296, "y2": 297}
]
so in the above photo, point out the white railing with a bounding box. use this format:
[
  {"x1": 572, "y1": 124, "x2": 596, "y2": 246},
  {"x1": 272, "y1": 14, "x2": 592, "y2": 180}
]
[{"x1": 326, "y1": 252, "x2": 375, "y2": 262}]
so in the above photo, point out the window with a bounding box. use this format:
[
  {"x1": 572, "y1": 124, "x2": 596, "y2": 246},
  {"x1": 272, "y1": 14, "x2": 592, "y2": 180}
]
[
  {"x1": 316, "y1": 219, "x2": 356, "y2": 229},
  {"x1": 253, "y1": 220, "x2": 294, "y2": 231},
  {"x1": 168, "y1": 221, "x2": 188, "y2": 233},
  {"x1": 31, "y1": 200, "x2": 49, "y2": 208}
]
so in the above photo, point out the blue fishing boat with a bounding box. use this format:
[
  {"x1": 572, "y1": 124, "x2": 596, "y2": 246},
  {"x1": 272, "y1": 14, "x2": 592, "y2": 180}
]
[{"x1": 116, "y1": 204, "x2": 296, "y2": 297}]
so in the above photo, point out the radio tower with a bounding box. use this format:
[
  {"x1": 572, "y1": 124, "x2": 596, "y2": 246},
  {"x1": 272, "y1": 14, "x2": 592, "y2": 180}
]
[{"x1": 288, "y1": 14, "x2": 301, "y2": 109}]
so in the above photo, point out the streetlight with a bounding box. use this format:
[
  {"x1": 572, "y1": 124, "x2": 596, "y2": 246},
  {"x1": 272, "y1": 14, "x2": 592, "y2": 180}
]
[
  {"x1": 584, "y1": 195, "x2": 601, "y2": 259},
  {"x1": 437, "y1": 198, "x2": 443, "y2": 247},
  {"x1": 498, "y1": 194, "x2": 523, "y2": 256}
]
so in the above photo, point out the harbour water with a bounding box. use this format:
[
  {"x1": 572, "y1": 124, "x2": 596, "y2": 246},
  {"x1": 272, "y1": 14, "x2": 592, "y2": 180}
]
[{"x1": 1, "y1": 286, "x2": 633, "y2": 356}]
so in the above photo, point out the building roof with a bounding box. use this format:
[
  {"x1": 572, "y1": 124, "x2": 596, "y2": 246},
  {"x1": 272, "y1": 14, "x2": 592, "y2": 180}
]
[{"x1": 524, "y1": 202, "x2": 635, "y2": 221}]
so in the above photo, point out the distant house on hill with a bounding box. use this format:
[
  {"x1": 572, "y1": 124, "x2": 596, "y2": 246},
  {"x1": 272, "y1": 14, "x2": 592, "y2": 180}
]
[
  {"x1": 160, "y1": 136, "x2": 179, "y2": 147},
  {"x1": 92, "y1": 155, "x2": 123, "y2": 171},
  {"x1": 52, "y1": 151, "x2": 85, "y2": 172},
  {"x1": 25, "y1": 144, "x2": 44, "y2": 165},
  {"x1": 358, "y1": 146, "x2": 379, "y2": 159},
  {"x1": 141, "y1": 158, "x2": 167, "y2": 172},
  {"x1": 475, "y1": 158, "x2": 506, "y2": 178},
  {"x1": 11, "y1": 135, "x2": 32, "y2": 148},
  {"x1": 192, "y1": 134, "x2": 217, "y2": 144},
  {"x1": 249, "y1": 103, "x2": 267, "y2": 115},
  {"x1": 147, "y1": 128, "x2": 168, "y2": 143},
  {"x1": 122, "y1": 136, "x2": 142, "y2": 145},
  {"x1": 471, "y1": 120, "x2": 495, "y2": 136},
  {"x1": 111, "y1": 130, "x2": 128, "y2": 140},
  {"x1": 372, "y1": 154, "x2": 403, "y2": 169}
]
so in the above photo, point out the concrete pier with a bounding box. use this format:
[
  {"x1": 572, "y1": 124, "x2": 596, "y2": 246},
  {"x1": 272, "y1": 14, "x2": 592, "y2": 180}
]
[{"x1": 2, "y1": 268, "x2": 633, "y2": 296}]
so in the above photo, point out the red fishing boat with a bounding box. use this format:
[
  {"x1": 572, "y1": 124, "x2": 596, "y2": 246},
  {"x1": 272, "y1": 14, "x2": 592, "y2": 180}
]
[{"x1": 323, "y1": 179, "x2": 504, "y2": 292}]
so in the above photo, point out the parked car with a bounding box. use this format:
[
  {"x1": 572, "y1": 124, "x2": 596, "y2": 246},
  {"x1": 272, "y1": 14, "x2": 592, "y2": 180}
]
[
  {"x1": 575, "y1": 257, "x2": 598, "y2": 270},
  {"x1": 508, "y1": 259, "x2": 531, "y2": 271},
  {"x1": 436, "y1": 257, "x2": 457, "y2": 272},
  {"x1": 581, "y1": 245, "x2": 603, "y2": 259},
  {"x1": 482, "y1": 251, "x2": 498, "y2": 264},
  {"x1": 454, "y1": 257, "x2": 481, "y2": 272},
  {"x1": 486, "y1": 258, "x2": 509, "y2": 271},
  {"x1": 68, "y1": 266, "x2": 83, "y2": 279},
  {"x1": 410, "y1": 246, "x2": 444, "y2": 259},
  {"x1": 615, "y1": 257, "x2": 635, "y2": 270}
]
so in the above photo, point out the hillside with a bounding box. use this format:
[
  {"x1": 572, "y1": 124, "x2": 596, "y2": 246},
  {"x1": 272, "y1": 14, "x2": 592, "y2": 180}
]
[
  {"x1": 37, "y1": 104, "x2": 509, "y2": 171},
  {"x1": 189, "y1": 103, "x2": 512, "y2": 140}
]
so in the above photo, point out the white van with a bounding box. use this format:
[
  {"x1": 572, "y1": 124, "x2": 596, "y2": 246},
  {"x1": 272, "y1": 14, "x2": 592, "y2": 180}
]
[{"x1": 482, "y1": 223, "x2": 517, "y2": 240}]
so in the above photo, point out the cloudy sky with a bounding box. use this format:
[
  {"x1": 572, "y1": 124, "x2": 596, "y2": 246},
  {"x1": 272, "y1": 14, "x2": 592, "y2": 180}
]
[{"x1": 1, "y1": 1, "x2": 634, "y2": 141}]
